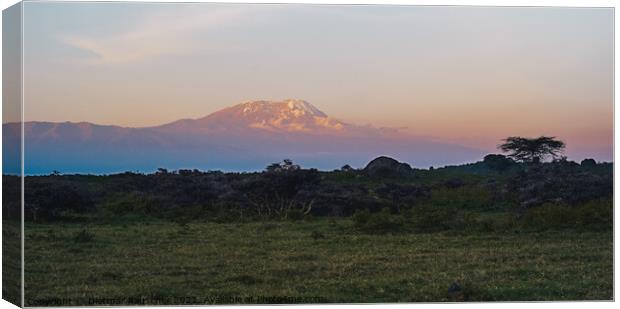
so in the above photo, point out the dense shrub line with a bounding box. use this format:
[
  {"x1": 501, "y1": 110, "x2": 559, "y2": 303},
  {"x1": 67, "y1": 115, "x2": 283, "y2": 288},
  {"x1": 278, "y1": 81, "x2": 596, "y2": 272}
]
[
  {"x1": 352, "y1": 198, "x2": 612, "y2": 234},
  {"x1": 2, "y1": 158, "x2": 612, "y2": 233}
]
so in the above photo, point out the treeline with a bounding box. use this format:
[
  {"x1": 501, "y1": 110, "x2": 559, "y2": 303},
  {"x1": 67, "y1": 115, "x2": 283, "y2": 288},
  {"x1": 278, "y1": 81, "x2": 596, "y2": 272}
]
[{"x1": 2, "y1": 153, "x2": 613, "y2": 232}]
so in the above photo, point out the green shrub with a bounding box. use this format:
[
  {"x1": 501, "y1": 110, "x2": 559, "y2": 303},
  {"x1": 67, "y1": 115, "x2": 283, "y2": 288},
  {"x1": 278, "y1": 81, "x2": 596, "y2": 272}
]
[
  {"x1": 521, "y1": 199, "x2": 612, "y2": 230},
  {"x1": 211, "y1": 212, "x2": 240, "y2": 223},
  {"x1": 475, "y1": 216, "x2": 516, "y2": 233},
  {"x1": 206, "y1": 203, "x2": 246, "y2": 223},
  {"x1": 429, "y1": 186, "x2": 492, "y2": 210},
  {"x1": 286, "y1": 209, "x2": 305, "y2": 221},
  {"x1": 352, "y1": 209, "x2": 371, "y2": 226},
  {"x1": 573, "y1": 199, "x2": 613, "y2": 228},
  {"x1": 445, "y1": 211, "x2": 479, "y2": 231},
  {"x1": 258, "y1": 223, "x2": 279, "y2": 231},
  {"x1": 310, "y1": 230, "x2": 326, "y2": 240},
  {"x1": 353, "y1": 208, "x2": 406, "y2": 234},
  {"x1": 522, "y1": 203, "x2": 572, "y2": 229},
  {"x1": 101, "y1": 192, "x2": 158, "y2": 215},
  {"x1": 406, "y1": 205, "x2": 453, "y2": 233},
  {"x1": 175, "y1": 217, "x2": 192, "y2": 227},
  {"x1": 73, "y1": 229, "x2": 95, "y2": 243}
]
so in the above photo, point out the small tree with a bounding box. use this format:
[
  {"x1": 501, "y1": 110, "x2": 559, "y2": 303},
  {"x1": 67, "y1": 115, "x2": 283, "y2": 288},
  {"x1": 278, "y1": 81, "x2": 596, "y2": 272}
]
[{"x1": 498, "y1": 136, "x2": 565, "y2": 163}]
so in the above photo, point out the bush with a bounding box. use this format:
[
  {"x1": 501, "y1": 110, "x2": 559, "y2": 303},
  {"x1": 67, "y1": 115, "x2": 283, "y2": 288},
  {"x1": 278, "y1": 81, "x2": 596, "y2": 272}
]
[
  {"x1": 429, "y1": 187, "x2": 492, "y2": 211},
  {"x1": 286, "y1": 209, "x2": 305, "y2": 221},
  {"x1": 353, "y1": 208, "x2": 406, "y2": 234},
  {"x1": 352, "y1": 209, "x2": 371, "y2": 226},
  {"x1": 375, "y1": 183, "x2": 431, "y2": 211},
  {"x1": 101, "y1": 192, "x2": 158, "y2": 215},
  {"x1": 406, "y1": 205, "x2": 454, "y2": 233},
  {"x1": 25, "y1": 182, "x2": 94, "y2": 222},
  {"x1": 513, "y1": 162, "x2": 612, "y2": 208},
  {"x1": 521, "y1": 203, "x2": 574, "y2": 229},
  {"x1": 443, "y1": 211, "x2": 519, "y2": 233},
  {"x1": 521, "y1": 199, "x2": 612, "y2": 230},
  {"x1": 445, "y1": 211, "x2": 479, "y2": 231},
  {"x1": 573, "y1": 199, "x2": 613, "y2": 228},
  {"x1": 73, "y1": 229, "x2": 95, "y2": 243},
  {"x1": 310, "y1": 230, "x2": 325, "y2": 240}
]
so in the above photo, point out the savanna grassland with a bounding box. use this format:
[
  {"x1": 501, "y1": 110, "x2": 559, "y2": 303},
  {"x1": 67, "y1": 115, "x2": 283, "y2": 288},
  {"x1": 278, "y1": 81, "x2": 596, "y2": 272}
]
[
  {"x1": 3, "y1": 153, "x2": 614, "y2": 304},
  {"x1": 24, "y1": 219, "x2": 612, "y2": 305}
]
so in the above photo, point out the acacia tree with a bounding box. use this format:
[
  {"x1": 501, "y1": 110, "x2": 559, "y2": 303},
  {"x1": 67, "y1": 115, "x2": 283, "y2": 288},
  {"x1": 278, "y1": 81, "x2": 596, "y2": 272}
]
[{"x1": 498, "y1": 136, "x2": 565, "y2": 163}]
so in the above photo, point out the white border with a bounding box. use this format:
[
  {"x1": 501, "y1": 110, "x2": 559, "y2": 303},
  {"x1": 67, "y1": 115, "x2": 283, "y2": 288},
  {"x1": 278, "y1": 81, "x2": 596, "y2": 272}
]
[{"x1": 0, "y1": 1, "x2": 617, "y2": 309}]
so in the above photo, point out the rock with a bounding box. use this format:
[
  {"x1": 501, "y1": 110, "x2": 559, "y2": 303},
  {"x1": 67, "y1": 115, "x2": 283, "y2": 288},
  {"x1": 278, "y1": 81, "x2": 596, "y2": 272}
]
[
  {"x1": 580, "y1": 158, "x2": 597, "y2": 168},
  {"x1": 363, "y1": 156, "x2": 412, "y2": 177}
]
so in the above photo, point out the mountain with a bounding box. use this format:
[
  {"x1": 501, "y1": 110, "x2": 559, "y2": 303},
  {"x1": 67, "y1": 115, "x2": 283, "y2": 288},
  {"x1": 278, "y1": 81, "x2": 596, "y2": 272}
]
[
  {"x1": 2, "y1": 99, "x2": 485, "y2": 174},
  {"x1": 155, "y1": 99, "x2": 348, "y2": 135}
]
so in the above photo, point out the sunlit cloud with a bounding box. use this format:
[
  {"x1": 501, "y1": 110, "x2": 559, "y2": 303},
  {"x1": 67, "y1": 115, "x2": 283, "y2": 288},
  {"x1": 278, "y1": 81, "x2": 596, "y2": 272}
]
[{"x1": 59, "y1": 5, "x2": 272, "y2": 64}]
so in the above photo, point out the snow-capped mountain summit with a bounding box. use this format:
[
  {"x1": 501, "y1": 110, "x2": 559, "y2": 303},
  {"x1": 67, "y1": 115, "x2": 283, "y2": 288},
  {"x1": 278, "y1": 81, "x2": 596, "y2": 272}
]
[
  {"x1": 3, "y1": 99, "x2": 485, "y2": 174},
  {"x1": 157, "y1": 99, "x2": 348, "y2": 134},
  {"x1": 240, "y1": 99, "x2": 327, "y2": 118}
]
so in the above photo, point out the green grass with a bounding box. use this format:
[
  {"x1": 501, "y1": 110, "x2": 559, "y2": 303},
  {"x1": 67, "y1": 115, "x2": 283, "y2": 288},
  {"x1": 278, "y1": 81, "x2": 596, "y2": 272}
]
[
  {"x1": 23, "y1": 219, "x2": 612, "y2": 305},
  {"x1": 3, "y1": 220, "x2": 21, "y2": 306}
]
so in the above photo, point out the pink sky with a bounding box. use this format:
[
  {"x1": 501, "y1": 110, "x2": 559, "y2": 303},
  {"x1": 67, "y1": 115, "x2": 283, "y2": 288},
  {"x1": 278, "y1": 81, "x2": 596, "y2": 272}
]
[{"x1": 10, "y1": 3, "x2": 613, "y2": 161}]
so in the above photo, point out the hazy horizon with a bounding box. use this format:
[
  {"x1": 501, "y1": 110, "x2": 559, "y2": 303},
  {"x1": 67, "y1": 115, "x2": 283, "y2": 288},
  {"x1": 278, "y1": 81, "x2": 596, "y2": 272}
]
[{"x1": 4, "y1": 2, "x2": 614, "y2": 163}]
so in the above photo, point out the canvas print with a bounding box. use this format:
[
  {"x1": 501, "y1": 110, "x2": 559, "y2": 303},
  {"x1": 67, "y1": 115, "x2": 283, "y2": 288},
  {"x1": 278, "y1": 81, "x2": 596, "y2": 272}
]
[{"x1": 1, "y1": 1, "x2": 614, "y2": 306}]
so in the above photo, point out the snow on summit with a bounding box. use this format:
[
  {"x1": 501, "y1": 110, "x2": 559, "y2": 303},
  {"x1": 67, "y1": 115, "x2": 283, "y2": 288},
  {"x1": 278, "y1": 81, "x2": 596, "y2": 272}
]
[
  {"x1": 239, "y1": 99, "x2": 326, "y2": 118},
  {"x1": 285, "y1": 99, "x2": 326, "y2": 117},
  {"x1": 155, "y1": 99, "x2": 382, "y2": 136},
  {"x1": 218, "y1": 99, "x2": 342, "y2": 133}
]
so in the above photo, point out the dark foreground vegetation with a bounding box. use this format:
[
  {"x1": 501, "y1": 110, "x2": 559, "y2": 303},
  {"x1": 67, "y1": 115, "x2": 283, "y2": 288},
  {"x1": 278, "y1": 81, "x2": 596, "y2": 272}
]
[
  {"x1": 5, "y1": 155, "x2": 612, "y2": 230},
  {"x1": 2, "y1": 137, "x2": 614, "y2": 303}
]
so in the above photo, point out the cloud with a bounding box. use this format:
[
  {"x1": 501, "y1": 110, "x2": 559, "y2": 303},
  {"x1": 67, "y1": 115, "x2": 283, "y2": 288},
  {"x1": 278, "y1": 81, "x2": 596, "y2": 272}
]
[{"x1": 59, "y1": 5, "x2": 270, "y2": 64}]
